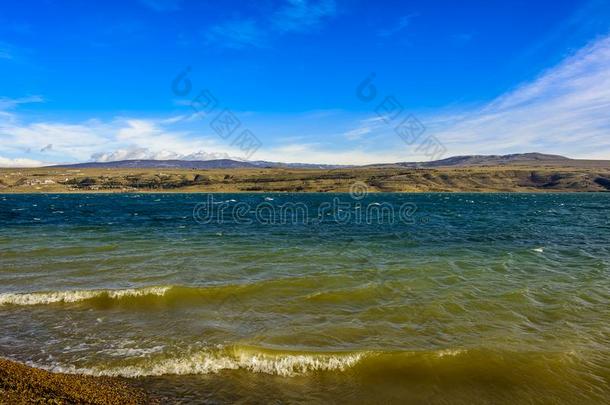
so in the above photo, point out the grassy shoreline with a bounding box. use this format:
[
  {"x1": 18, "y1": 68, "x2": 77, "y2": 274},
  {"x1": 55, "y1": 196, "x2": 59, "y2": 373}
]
[
  {"x1": 0, "y1": 358, "x2": 156, "y2": 404},
  {"x1": 1, "y1": 165, "x2": 610, "y2": 193}
]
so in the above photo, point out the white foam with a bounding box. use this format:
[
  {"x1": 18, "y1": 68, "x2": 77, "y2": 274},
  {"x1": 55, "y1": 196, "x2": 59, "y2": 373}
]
[
  {"x1": 98, "y1": 345, "x2": 165, "y2": 358},
  {"x1": 234, "y1": 350, "x2": 363, "y2": 376},
  {"x1": 16, "y1": 348, "x2": 478, "y2": 378},
  {"x1": 31, "y1": 349, "x2": 366, "y2": 378},
  {"x1": 0, "y1": 286, "x2": 171, "y2": 306},
  {"x1": 435, "y1": 348, "x2": 465, "y2": 358}
]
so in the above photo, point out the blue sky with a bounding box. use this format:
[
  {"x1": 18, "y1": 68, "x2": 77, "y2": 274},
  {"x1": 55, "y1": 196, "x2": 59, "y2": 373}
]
[{"x1": 1, "y1": 0, "x2": 610, "y2": 166}]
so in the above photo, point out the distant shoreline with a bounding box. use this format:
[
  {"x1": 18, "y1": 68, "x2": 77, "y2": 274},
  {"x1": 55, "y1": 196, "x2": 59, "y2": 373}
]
[
  {"x1": 0, "y1": 358, "x2": 155, "y2": 404},
  {"x1": 1, "y1": 165, "x2": 610, "y2": 193}
]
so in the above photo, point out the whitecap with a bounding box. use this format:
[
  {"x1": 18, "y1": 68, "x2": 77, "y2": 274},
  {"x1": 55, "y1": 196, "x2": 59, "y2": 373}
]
[
  {"x1": 29, "y1": 348, "x2": 365, "y2": 378},
  {"x1": 436, "y1": 348, "x2": 465, "y2": 357},
  {"x1": 0, "y1": 286, "x2": 172, "y2": 306}
]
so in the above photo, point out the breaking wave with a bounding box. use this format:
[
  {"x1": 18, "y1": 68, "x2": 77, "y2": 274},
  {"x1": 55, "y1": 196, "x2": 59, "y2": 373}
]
[
  {"x1": 30, "y1": 346, "x2": 368, "y2": 378},
  {"x1": 14, "y1": 346, "x2": 479, "y2": 379},
  {"x1": 0, "y1": 286, "x2": 172, "y2": 306},
  {"x1": 0, "y1": 277, "x2": 346, "y2": 307}
]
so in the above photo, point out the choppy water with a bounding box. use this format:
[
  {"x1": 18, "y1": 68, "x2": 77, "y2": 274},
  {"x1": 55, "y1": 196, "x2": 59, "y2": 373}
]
[{"x1": 1, "y1": 193, "x2": 609, "y2": 404}]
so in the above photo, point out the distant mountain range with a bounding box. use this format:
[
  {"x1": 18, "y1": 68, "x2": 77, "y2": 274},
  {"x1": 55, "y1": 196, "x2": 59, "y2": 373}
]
[
  {"x1": 383, "y1": 153, "x2": 577, "y2": 168},
  {"x1": 49, "y1": 153, "x2": 609, "y2": 170}
]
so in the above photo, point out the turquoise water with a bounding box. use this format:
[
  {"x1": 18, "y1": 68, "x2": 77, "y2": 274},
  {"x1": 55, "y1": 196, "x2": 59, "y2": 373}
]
[{"x1": 0, "y1": 193, "x2": 609, "y2": 403}]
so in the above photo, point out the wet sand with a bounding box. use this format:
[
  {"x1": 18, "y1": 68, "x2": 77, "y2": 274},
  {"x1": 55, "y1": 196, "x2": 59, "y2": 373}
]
[{"x1": 0, "y1": 358, "x2": 156, "y2": 404}]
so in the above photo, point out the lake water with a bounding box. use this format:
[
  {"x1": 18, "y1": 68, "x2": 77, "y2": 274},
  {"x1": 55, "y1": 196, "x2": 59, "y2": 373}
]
[{"x1": 1, "y1": 193, "x2": 609, "y2": 403}]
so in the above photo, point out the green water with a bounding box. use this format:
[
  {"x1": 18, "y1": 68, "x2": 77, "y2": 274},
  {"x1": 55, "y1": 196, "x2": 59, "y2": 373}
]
[{"x1": 0, "y1": 193, "x2": 609, "y2": 403}]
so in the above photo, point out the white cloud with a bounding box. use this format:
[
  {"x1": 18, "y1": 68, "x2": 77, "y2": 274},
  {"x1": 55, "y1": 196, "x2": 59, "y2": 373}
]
[
  {"x1": 0, "y1": 95, "x2": 44, "y2": 110},
  {"x1": 0, "y1": 111, "x2": 241, "y2": 166},
  {"x1": 272, "y1": 0, "x2": 337, "y2": 33},
  {"x1": 284, "y1": 36, "x2": 610, "y2": 163},
  {"x1": 205, "y1": 19, "x2": 268, "y2": 49},
  {"x1": 428, "y1": 35, "x2": 610, "y2": 159},
  {"x1": 0, "y1": 156, "x2": 46, "y2": 168},
  {"x1": 377, "y1": 13, "x2": 418, "y2": 38},
  {"x1": 0, "y1": 120, "x2": 111, "y2": 161},
  {"x1": 342, "y1": 116, "x2": 389, "y2": 141},
  {"x1": 344, "y1": 126, "x2": 372, "y2": 140},
  {"x1": 0, "y1": 42, "x2": 14, "y2": 60},
  {"x1": 2, "y1": 35, "x2": 610, "y2": 167},
  {"x1": 206, "y1": 0, "x2": 337, "y2": 49},
  {"x1": 256, "y1": 143, "x2": 407, "y2": 165}
]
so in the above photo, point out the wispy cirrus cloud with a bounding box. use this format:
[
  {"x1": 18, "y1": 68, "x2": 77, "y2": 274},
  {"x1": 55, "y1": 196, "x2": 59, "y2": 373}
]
[
  {"x1": 427, "y1": 35, "x2": 610, "y2": 159},
  {"x1": 344, "y1": 126, "x2": 372, "y2": 140},
  {"x1": 342, "y1": 116, "x2": 386, "y2": 140},
  {"x1": 205, "y1": 0, "x2": 337, "y2": 49},
  {"x1": 2, "y1": 34, "x2": 610, "y2": 167},
  {"x1": 0, "y1": 41, "x2": 16, "y2": 60},
  {"x1": 272, "y1": 0, "x2": 337, "y2": 33},
  {"x1": 268, "y1": 35, "x2": 610, "y2": 162},
  {"x1": 0, "y1": 156, "x2": 46, "y2": 168},
  {"x1": 0, "y1": 95, "x2": 44, "y2": 110},
  {"x1": 205, "y1": 19, "x2": 268, "y2": 49},
  {"x1": 377, "y1": 13, "x2": 418, "y2": 38}
]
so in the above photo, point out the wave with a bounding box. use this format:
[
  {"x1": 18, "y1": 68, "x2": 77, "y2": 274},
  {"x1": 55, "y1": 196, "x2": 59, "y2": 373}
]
[
  {"x1": 0, "y1": 286, "x2": 172, "y2": 306},
  {"x1": 17, "y1": 346, "x2": 478, "y2": 378},
  {"x1": 28, "y1": 346, "x2": 367, "y2": 378},
  {"x1": 8, "y1": 345, "x2": 589, "y2": 386},
  {"x1": 0, "y1": 277, "x2": 349, "y2": 307}
]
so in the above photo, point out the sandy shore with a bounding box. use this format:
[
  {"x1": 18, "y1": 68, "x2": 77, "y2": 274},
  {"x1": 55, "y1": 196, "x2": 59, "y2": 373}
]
[{"x1": 0, "y1": 358, "x2": 156, "y2": 404}]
